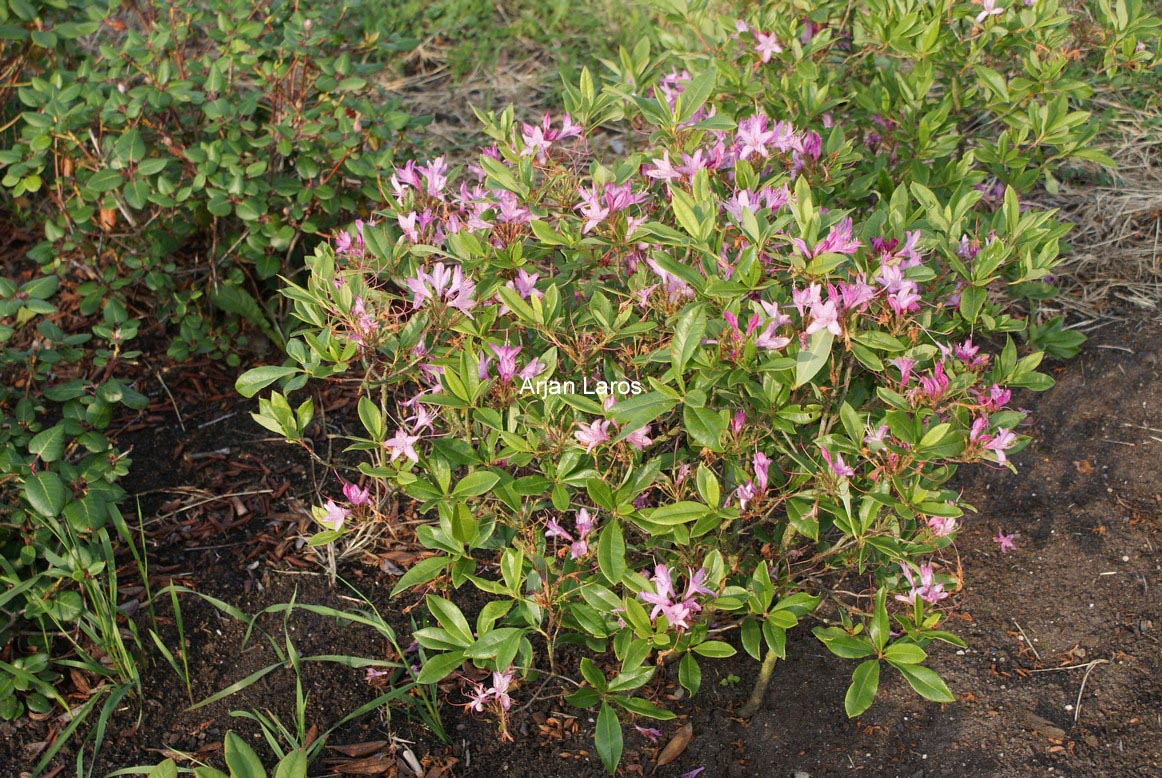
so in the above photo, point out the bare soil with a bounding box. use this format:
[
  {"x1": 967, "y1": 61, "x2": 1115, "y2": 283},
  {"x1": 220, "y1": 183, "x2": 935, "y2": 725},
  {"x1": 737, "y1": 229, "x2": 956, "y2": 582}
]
[{"x1": 2, "y1": 318, "x2": 1159, "y2": 778}]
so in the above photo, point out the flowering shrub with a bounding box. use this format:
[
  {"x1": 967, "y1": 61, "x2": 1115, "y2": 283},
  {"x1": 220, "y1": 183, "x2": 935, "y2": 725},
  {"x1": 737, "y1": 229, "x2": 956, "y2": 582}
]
[{"x1": 242, "y1": 3, "x2": 1158, "y2": 771}]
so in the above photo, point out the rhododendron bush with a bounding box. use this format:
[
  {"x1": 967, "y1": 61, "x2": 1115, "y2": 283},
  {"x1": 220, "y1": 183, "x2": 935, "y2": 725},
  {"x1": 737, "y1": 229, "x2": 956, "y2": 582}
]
[{"x1": 239, "y1": 2, "x2": 1158, "y2": 772}]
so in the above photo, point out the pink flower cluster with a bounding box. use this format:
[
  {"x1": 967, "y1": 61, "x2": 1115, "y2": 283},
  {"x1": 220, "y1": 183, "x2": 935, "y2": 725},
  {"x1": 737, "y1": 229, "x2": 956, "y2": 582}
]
[
  {"x1": 545, "y1": 508, "x2": 597, "y2": 559},
  {"x1": 638, "y1": 564, "x2": 716, "y2": 630},
  {"x1": 405, "y1": 262, "x2": 477, "y2": 318},
  {"x1": 895, "y1": 562, "x2": 949, "y2": 605},
  {"x1": 478, "y1": 342, "x2": 545, "y2": 385},
  {"x1": 465, "y1": 668, "x2": 514, "y2": 713}
]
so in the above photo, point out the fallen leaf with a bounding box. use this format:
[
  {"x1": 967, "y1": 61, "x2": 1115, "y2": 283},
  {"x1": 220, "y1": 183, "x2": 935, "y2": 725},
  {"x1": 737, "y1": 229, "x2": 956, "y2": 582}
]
[
  {"x1": 1073, "y1": 459, "x2": 1093, "y2": 475},
  {"x1": 98, "y1": 208, "x2": 117, "y2": 232},
  {"x1": 325, "y1": 755, "x2": 394, "y2": 775},
  {"x1": 329, "y1": 741, "x2": 390, "y2": 758},
  {"x1": 656, "y1": 723, "x2": 693, "y2": 768}
]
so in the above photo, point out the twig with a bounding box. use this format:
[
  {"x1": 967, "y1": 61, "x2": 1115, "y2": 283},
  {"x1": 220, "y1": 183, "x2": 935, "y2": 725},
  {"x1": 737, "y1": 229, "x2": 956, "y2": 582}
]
[
  {"x1": 155, "y1": 371, "x2": 186, "y2": 432},
  {"x1": 1028, "y1": 661, "x2": 1106, "y2": 673},
  {"x1": 1012, "y1": 619, "x2": 1042, "y2": 662},
  {"x1": 1074, "y1": 659, "x2": 1110, "y2": 724},
  {"x1": 147, "y1": 489, "x2": 274, "y2": 524},
  {"x1": 197, "y1": 411, "x2": 238, "y2": 429}
]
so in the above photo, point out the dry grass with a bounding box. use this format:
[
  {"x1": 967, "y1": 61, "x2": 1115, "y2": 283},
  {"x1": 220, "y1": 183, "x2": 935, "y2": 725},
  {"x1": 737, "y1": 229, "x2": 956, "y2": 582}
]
[
  {"x1": 379, "y1": 53, "x2": 557, "y2": 161},
  {"x1": 1032, "y1": 97, "x2": 1162, "y2": 328}
]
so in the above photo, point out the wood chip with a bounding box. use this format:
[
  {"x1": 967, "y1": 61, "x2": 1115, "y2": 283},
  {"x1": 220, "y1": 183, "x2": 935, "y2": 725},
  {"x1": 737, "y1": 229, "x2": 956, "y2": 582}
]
[{"x1": 1018, "y1": 710, "x2": 1067, "y2": 741}]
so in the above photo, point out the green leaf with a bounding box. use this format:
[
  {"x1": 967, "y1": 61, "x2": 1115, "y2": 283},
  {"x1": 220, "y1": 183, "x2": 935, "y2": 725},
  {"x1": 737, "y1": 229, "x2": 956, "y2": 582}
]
[
  {"x1": 566, "y1": 687, "x2": 601, "y2": 709},
  {"x1": 613, "y1": 695, "x2": 677, "y2": 720},
  {"x1": 595, "y1": 701, "x2": 623, "y2": 775},
  {"x1": 464, "y1": 628, "x2": 523, "y2": 659},
  {"x1": 683, "y1": 405, "x2": 724, "y2": 450},
  {"x1": 610, "y1": 392, "x2": 678, "y2": 428},
  {"x1": 670, "y1": 304, "x2": 706, "y2": 375},
  {"x1": 695, "y1": 464, "x2": 720, "y2": 507},
  {"x1": 390, "y1": 556, "x2": 450, "y2": 596},
  {"x1": 794, "y1": 329, "x2": 834, "y2": 388},
  {"x1": 844, "y1": 660, "x2": 880, "y2": 718},
  {"x1": 24, "y1": 472, "x2": 66, "y2": 517},
  {"x1": 28, "y1": 425, "x2": 67, "y2": 462},
  {"x1": 452, "y1": 471, "x2": 499, "y2": 498},
  {"x1": 224, "y1": 731, "x2": 266, "y2": 778},
  {"x1": 63, "y1": 495, "x2": 108, "y2": 532},
  {"x1": 813, "y1": 628, "x2": 874, "y2": 659},
  {"x1": 679, "y1": 653, "x2": 701, "y2": 695},
  {"x1": 414, "y1": 651, "x2": 465, "y2": 684},
  {"x1": 883, "y1": 643, "x2": 927, "y2": 665},
  {"x1": 692, "y1": 640, "x2": 736, "y2": 658},
  {"x1": 235, "y1": 365, "x2": 298, "y2": 398},
  {"x1": 893, "y1": 662, "x2": 955, "y2": 702},
  {"x1": 675, "y1": 65, "x2": 717, "y2": 123},
  {"x1": 644, "y1": 501, "x2": 710, "y2": 526},
  {"x1": 426, "y1": 595, "x2": 473, "y2": 645},
  {"x1": 597, "y1": 519, "x2": 626, "y2": 584},
  {"x1": 869, "y1": 588, "x2": 889, "y2": 652},
  {"x1": 274, "y1": 750, "x2": 307, "y2": 778},
  {"x1": 147, "y1": 760, "x2": 179, "y2": 778}
]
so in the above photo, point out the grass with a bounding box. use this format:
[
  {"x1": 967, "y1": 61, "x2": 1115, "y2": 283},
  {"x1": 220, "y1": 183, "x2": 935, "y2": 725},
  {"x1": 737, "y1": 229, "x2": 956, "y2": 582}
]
[
  {"x1": 330, "y1": 0, "x2": 657, "y2": 79},
  {"x1": 133, "y1": 581, "x2": 446, "y2": 772}
]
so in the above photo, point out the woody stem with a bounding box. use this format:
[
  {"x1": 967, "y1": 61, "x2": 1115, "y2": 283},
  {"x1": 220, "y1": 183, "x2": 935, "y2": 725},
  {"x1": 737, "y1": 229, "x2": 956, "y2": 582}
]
[{"x1": 738, "y1": 648, "x2": 778, "y2": 719}]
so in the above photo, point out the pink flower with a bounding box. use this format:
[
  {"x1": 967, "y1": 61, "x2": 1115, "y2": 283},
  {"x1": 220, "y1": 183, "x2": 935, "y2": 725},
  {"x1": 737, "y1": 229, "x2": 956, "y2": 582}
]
[
  {"x1": 754, "y1": 32, "x2": 783, "y2": 62},
  {"x1": 891, "y1": 356, "x2": 916, "y2": 387},
  {"x1": 805, "y1": 299, "x2": 842, "y2": 337},
  {"x1": 753, "y1": 451, "x2": 770, "y2": 493},
  {"x1": 342, "y1": 482, "x2": 371, "y2": 506},
  {"x1": 975, "y1": 0, "x2": 1004, "y2": 24},
  {"x1": 491, "y1": 669, "x2": 513, "y2": 710},
  {"x1": 735, "y1": 481, "x2": 757, "y2": 510},
  {"x1": 994, "y1": 530, "x2": 1016, "y2": 553},
  {"x1": 984, "y1": 428, "x2": 1017, "y2": 464},
  {"x1": 625, "y1": 425, "x2": 654, "y2": 451},
  {"x1": 638, "y1": 564, "x2": 715, "y2": 630},
  {"x1": 466, "y1": 682, "x2": 492, "y2": 713},
  {"x1": 819, "y1": 445, "x2": 855, "y2": 478},
  {"x1": 755, "y1": 320, "x2": 791, "y2": 350},
  {"x1": 464, "y1": 668, "x2": 516, "y2": 713},
  {"x1": 407, "y1": 403, "x2": 438, "y2": 432},
  {"x1": 927, "y1": 515, "x2": 958, "y2": 537},
  {"x1": 896, "y1": 562, "x2": 949, "y2": 604},
  {"x1": 911, "y1": 361, "x2": 950, "y2": 405},
  {"x1": 398, "y1": 212, "x2": 420, "y2": 242},
  {"x1": 545, "y1": 509, "x2": 598, "y2": 559},
  {"x1": 979, "y1": 384, "x2": 1012, "y2": 412},
  {"x1": 364, "y1": 667, "x2": 390, "y2": 682},
  {"x1": 489, "y1": 343, "x2": 523, "y2": 384},
  {"x1": 792, "y1": 283, "x2": 822, "y2": 317},
  {"x1": 639, "y1": 564, "x2": 676, "y2": 623},
  {"x1": 406, "y1": 262, "x2": 477, "y2": 318},
  {"x1": 645, "y1": 151, "x2": 682, "y2": 183},
  {"x1": 574, "y1": 419, "x2": 612, "y2": 454},
  {"x1": 518, "y1": 358, "x2": 546, "y2": 382},
  {"x1": 320, "y1": 500, "x2": 349, "y2": 531},
  {"x1": 383, "y1": 429, "x2": 421, "y2": 464},
  {"x1": 635, "y1": 725, "x2": 663, "y2": 743},
  {"x1": 731, "y1": 409, "x2": 747, "y2": 435}
]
